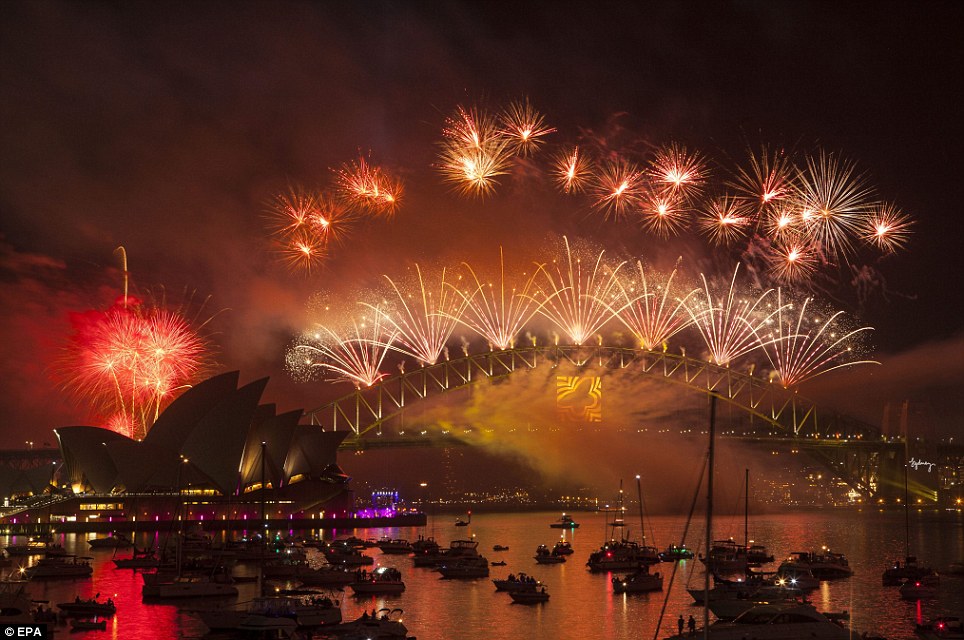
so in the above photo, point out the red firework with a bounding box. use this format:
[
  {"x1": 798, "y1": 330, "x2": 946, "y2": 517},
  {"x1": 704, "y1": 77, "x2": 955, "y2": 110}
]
[{"x1": 57, "y1": 296, "x2": 208, "y2": 439}]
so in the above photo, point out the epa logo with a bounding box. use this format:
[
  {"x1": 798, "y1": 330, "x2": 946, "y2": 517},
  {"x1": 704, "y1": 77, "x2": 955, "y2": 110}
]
[{"x1": 2, "y1": 626, "x2": 48, "y2": 638}]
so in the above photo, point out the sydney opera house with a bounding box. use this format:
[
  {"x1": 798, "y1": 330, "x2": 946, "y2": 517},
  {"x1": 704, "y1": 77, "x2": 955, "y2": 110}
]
[{"x1": 4, "y1": 372, "x2": 364, "y2": 528}]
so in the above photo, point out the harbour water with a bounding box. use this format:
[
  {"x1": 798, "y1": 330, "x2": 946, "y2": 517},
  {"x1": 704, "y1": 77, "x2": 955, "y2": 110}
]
[{"x1": 4, "y1": 509, "x2": 962, "y2": 639}]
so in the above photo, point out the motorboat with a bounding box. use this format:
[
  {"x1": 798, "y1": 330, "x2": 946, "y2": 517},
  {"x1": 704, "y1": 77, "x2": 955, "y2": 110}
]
[
  {"x1": 916, "y1": 616, "x2": 964, "y2": 639},
  {"x1": 70, "y1": 618, "x2": 107, "y2": 631},
  {"x1": 659, "y1": 544, "x2": 694, "y2": 562},
  {"x1": 493, "y1": 573, "x2": 541, "y2": 592},
  {"x1": 142, "y1": 573, "x2": 239, "y2": 598},
  {"x1": 883, "y1": 555, "x2": 934, "y2": 586},
  {"x1": 534, "y1": 544, "x2": 566, "y2": 564},
  {"x1": 454, "y1": 511, "x2": 472, "y2": 526},
  {"x1": 510, "y1": 588, "x2": 549, "y2": 604},
  {"x1": 549, "y1": 513, "x2": 580, "y2": 529},
  {"x1": 327, "y1": 608, "x2": 409, "y2": 638},
  {"x1": 24, "y1": 556, "x2": 93, "y2": 580},
  {"x1": 586, "y1": 539, "x2": 658, "y2": 572},
  {"x1": 349, "y1": 566, "x2": 406, "y2": 595},
  {"x1": 663, "y1": 602, "x2": 867, "y2": 639},
  {"x1": 769, "y1": 567, "x2": 820, "y2": 592},
  {"x1": 699, "y1": 539, "x2": 749, "y2": 573},
  {"x1": 57, "y1": 597, "x2": 117, "y2": 617},
  {"x1": 552, "y1": 541, "x2": 573, "y2": 555},
  {"x1": 437, "y1": 556, "x2": 490, "y2": 578},
  {"x1": 197, "y1": 594, "x2": 341, "y2": 631},
  {"x1": 493, "y1": 545, "x2": 509, "y2": 551},
  {"x1": 612, "y1": 565, "x2": 663, "y2": 593},
  {"x1": 414, "y1": 538, "x2": 476, "y2": 568},
  {"x1": 778, "y1": 550, "x2": 853, "y2": 579},
  {"x1": 323, "y1": 542, "x2": 374, "y2": 567},
  {"x1": 411, "y1": 536, "x2": 440, "y2": 555},
  {"x1": 707, "y1": 590, "x2": 809, "y2": 621},
  {"x1": 5, "y1": 538, "x2": 60, "y2": 557},
  {"x1": 491, "y1": 561, "x2": 507, "y2": 566},
  {"x1": 295, "y1": 565, "x2": 356, "y2": 587},
  {"x1": 900, "y1": 574, "x2": 940, "y2": 600},
  {"x1": 377, "y1": 538, "x2": 414, "y2": 554},
  {"x1": 87, "y1": 532, "x2": 133, "y2": 549},
  {"x1": 746, "y1": 544, "x2": 775, "y2": 564}
]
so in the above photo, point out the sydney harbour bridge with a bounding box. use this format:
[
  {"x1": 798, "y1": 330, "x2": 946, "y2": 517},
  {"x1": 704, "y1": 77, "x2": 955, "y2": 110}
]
[{"x1": 304, "y1": 345, "x2": 938, "y2": 502}]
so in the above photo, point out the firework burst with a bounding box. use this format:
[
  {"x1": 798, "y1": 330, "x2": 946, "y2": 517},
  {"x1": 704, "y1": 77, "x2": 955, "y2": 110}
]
[
  {"x1": 336, "y1": 156, "x2": 402, "y2": 216},
  {"x1": 553, "y1": 145, "x2": 591, "y2": 194},
  {"x1": 730, "y1": 144, "x2": 797, "y2": 212},
  {"x1": 638, "y1": 191, "x2": 689, "y2": 238},
  {"x1": 438, "y1": 105, "x2": 512, "y2": 197},
  {"x1": 500, "y1": 98, "x2": 556, "y2": 156},
  {"x1": 452, "y1": 249, "x2": 542, "y2": 350},
  {"x1": 289, "y1": 309, "x2": 398, "y2": 388},
  {"x1": 697, "y1": 196, "x2": 752, "y2": 246},
  {"x1": 649, "y1": 143, "x2": 708, "y2": 200},
  {"x1": 532, "y1": 237, "x2": 624, "y2": 345},
  {"x1": 57, "y1": 296, "x2": 208, "y2": 439},
  {"x1": 862, "y1": 202, "x2": 913, "y2": 253},
  {"x1": 591, "y1": 159, "x2": 646, "y2": 219},
  {"x1": 758, "y1": 290, "x2": 878, "y2": 387}
]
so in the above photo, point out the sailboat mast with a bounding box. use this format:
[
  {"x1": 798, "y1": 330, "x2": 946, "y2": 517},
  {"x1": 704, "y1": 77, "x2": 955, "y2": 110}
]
[
  {"x1": 903, "y1": 459, "x2": 910, "y2": 561},
  {"x1": 636, "y1": 474, "x2": 645, "y2": 547},
  {"x1": 744, "y1": 468, "x2": 750, "y2": 580},
  {"x1": 704, "y1": 395, "x2": 717, "y2": 638}
]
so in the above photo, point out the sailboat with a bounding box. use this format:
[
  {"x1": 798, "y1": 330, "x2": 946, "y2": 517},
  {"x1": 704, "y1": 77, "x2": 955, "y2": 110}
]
[
  {"x1": 882, "y1": 459, "x2": 934, "y2": 586},
  {"x1": 586, "y1": 479, "x2": 659, "y2": 572},
  {"x1": 611, "y1": 475, "x2": 664, "y2": 593}
]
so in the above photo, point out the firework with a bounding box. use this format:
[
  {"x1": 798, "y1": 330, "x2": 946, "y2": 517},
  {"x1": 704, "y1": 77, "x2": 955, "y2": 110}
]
[
  {"x1": 266, "y1": 186, "x2": 320, "y2": 236},
  {"x1": 638, "y1": 191, "x2": 689, "y2": 238},
  {"x1": 730, "y1": 144, "x2": 797, "y2": 211},
  {"x1": 767, "y1": 239, "x2": 819, "y2": 285},
  {"x1": 553, "y1": 145, "x2": 591, "y2": 194},
  {"x1": 279, "y1": 231, "x2": 328, "y2": 274},
  {"x1": 697, "y1": 196, "x2": 752, "y2": 246},
  {"x1": 591, "y1": 158, "x2": 647, "y2": 219},
  {"x1": 685, "y1": 265, "x2": 785, "y2": 366},
  {"x1": 289, "y1": 310, "x2": 398, "y2": 388},
  {"x1": 500, "y1": 98, "x2": 556, "y2": 156},
  {"x1": 648, "y1": 143, "x2": 708, "y2": 200},
  {"x1": 612, "y1": 261, "x2": 698, "y2": 350},
  {"x1": 532, "y1": 237, "x2": 624, "y2": 345},
  {"x1": 336, "y1": 156, "x2": 402, "y2": 216},
  {"x1": 57, "y1": 297, "x2": 208, "y2": 439},
  {"x1": 758, "y1": 291, "x2": 878, "y2": 387},
  {"x1": 795, "y1": 151, "x2": 875, "y2": 261},
  {"x1": 438, "y1": 105, "x2": 512, "y2": 197},
  {"x1": 452, "y1": 249, "x2": 542, "y2": 350},
  {"x1": 862, "y1": 202, "x2": 913, "y2": 253},
  {"x1": 370, "y1": 265, "x2": 469, "y2": 365}
]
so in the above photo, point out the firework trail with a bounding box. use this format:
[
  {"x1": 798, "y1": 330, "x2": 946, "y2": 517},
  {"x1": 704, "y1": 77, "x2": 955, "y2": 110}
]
[
  {"x1": 757, "y1": 290, "x2": 878, "y2": 387},
  {"x1": 369, "y1": 265, "x2": 469, "y2": 365},
  {"x1": 57, "y1": 297, "x2": 208, "y2": 439},
  {"x1": 611, "y1": 261, "x2": 699, "y2": 350},
  {"x1": 531, "y1": 237, "x2": 625, "y2": 345},
  {"x1": 289, "y1": 309, "x2": 398, "y2": 388},
  {"x1": 685, "y1": 264, "x2": 786, "y2": 366},
  {"x1": 451, "y1": 248, "x2": 543, "y2": 350}
]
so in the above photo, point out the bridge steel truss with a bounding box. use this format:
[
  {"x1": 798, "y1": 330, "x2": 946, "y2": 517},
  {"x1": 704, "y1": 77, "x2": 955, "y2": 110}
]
[{"x1": 305, "y1": 345, "x2": 888, "y2": 497}]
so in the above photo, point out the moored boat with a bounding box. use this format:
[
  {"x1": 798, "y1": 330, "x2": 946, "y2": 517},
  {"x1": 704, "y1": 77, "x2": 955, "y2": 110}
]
[
  {"x1": 493, "y1": 572, "x2": 540, "y2": 592},
  {"x1": 24, "y1": 556, "x2": 93, "y2": 580},
  {"x1": 549, "y1": 514, "x2": 579, "y2": 529},
  {"x1": 437, "y1": 555, "x2": 489, "y2": 578},
  {"x1": 779, "y1": 550, "x2": 853, "y2": 580},
  {"x1": 57, "y1": 597, "x2": 116, "y2": 617},
  {"x1": 349, "y1": 566, "x2": 406, "y2": 595},
  {"x1": 916, "y1": 616, "x2": 963, "y2": 639},
  {"x1": 88, "y1": 532, "x2": 133, "y2": 549},
  {"x1": 509, "y1": 588, "x2": 549, "y2": 604},
  {"x1": 883, "y1": 555, "x2": 934, "y2": 586},
  {"x1": 534, "y1": 544, "x2": 566, "y2": 564},
  {"x1": 612, "y1": 565, "x2": 663, "y2": 594},
  {"x1": 663, "y1": 602, "x2": 870, "y2": 639},
  {"x1": 377, "y1": 538, "x2": 414, "y2": 554},
  {"x1": 659, "y1": 544, "x2": 694, "y2": 562},
  {"x1": 900, "y1": 574, "x2": 940, "y2": 600}
]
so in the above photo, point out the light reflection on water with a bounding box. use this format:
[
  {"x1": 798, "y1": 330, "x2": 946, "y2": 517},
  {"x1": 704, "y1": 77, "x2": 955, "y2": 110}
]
[{"x1": 3, "y1": 510, "x2": 961, "y2": 639}]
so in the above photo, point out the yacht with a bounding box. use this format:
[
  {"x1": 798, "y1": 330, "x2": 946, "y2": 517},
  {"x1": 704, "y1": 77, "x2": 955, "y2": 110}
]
[
  {"x1": 24, "y1": 557, "x2": 93, "y2": 580},
  {"x1": 377, "y1": 538, "x2": 414, "y2": 554},
  {"x1": 916, "y1": 616, "x2": 963, "y2": 639},
  {"x1": 349, "y1": 566, "x2": 406, "y2": 594},
  {"x1": 612, "y1": 565, "x2": 663, "y2": 593},
  {"x1": 197, "y1": 594, "x2": 341, "y2": 631},
  {"x1": 88, "y1": 532, "x2": 133, "y2": 549},
  {"x1": 57, "y1": 597, "x2": 117, "y2": 617},
  {"x1": 659, "y1": 544, "x2": 694, "y2": 562},
  {"x1": 552, "y1": 541, "x2": 573, "y2": 555},
  {"x1": 454, "y1": 511, "x2": 472, "y2": 527},
  {"x1": 549, "y1": 514, "x2": 580, "y2": 529},
  {"x1": 437, "y1": 555, "x2": 490, "y2": 578},
  {"x1": 900, "y1": 574, "x2": 940, "y2": 600},
  {"x1": 769, "y1": 567, "x2": 820, "y2": 592},
  {"x1": 586, "y1": 539, "x2": 658, "y2": 572},
  {"x1": 142, "y1": 572, "x2": 239, "y2": 598},
  {"x1": 326, "y1": 608, "x2": 409, "y2": 638},
  {"x1": 664, "y1": 602, "x2": 868, "y2": 639},
  {"x1": 323, "y1": 542, "x2": 374, "y2": 567},
  {"x1": 883, "y1": 555, "x2": 934, "y2": 586},
  {"x1": 779, "y1": 550, "x2": 853, "y2": 579},
  {"x1": 295, "y1": 565, "x2": 356, "y2": 587}
]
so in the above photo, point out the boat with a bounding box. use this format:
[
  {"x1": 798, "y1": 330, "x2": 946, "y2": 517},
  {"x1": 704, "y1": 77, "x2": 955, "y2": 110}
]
[
  {"x1": 349, "y1": 566, "x2": 406, "y2": 595},
  {"x1": 549, "y1": 513, "x2": 579, "y2": 529},
  {"x1": 552, "y1": 541, "x2": 573, "y2": 555},
  {"x1": 883, "y1": 555, "x2": 934, "y2": 586},
  {"x1": 916, "y1": 616, "x2": 964, "y2": 639},
  {"x1": 659, "y1": 544, "x2": 694, "y2": 562},
  {"x1": 197, "y1": 594, "x2": 341, "y2": 631},
  {"x1": 454, "y1": 511, "x2": 472, "y2": 527},
  {"x1": 87, "y1": 532, "x2": 133, "y2": 549},
  {"x1": 587, "y1": 479, "x2": 660, "y2": 572},
  {"x1": 411, "y1": 536, "x2": 440, "y2": 554},
  {"x1": 779, "y1": 550, "x2": 853, "y2": 580},
  {"x1": 491, "y1": 561, "x2": 506, "y2": 566},
  {"x1": 493, "y1": 545, "x2": 509, "y2": 551},
  {"x1": 900, "y1": 574, "x2": 940, "y2": 600},
  {"x1": 769, "y1": 567, "x2": 821, "y2": 592},
  {"x1": 414, "y1": 538, "x2": 476, "y2": 568},
  {"x1": 295, "y1": 565, "x2": 356, "y2": 587},
  {"x1": 534, "y1": 544, "x2": 566, "y2": 564},
  {"x1": 5, "y1": 541, "x2": 56, "y2": 557},
  {"x1": 663, "y1": 602, "x2": 870, "y2": 639},
  {"x1": 323, "y1": 542, "x2": 375, "y2": 566},
  {"x1": 113, "y1": 547, "x2": 162, "y2": 569},
  {"x1": 437, "y1": 555, "x2": 490, "y2": 578},
  {"x1": 57, "y1": 597, "x2": 116, "y2": 617},
  {"x1": 509, "y1": 588, "x2": 549, "y2": 604},
  {"x1": 24, "y1": 556, "x2": 93, "y2": 580},
  {"x1": 70, "y1": 618, "x2": 107, "y2": 631},
  {"x1": 377, "y1": 538, "x2": 414, "y2": 554},
  {"x1": 612, "y1": 565, "x2": 663, "y2": 594},
  {"x1": 493, "y1": 572, "x2": 540, "y2": 592},
  {"x1": 325, "y1": 608, "x2": 409, "y2": 638}
]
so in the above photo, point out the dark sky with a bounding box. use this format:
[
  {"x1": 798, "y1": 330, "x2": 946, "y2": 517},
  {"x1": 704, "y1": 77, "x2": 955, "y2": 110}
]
[{"x1": 1, "y1": 1, "x2": 962, "y2": 448}]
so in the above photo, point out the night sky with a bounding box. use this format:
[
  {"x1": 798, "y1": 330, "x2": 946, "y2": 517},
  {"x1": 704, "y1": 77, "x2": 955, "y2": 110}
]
[{"x1": 1, "y1": 2, "x2": 962, "y2": 449}]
